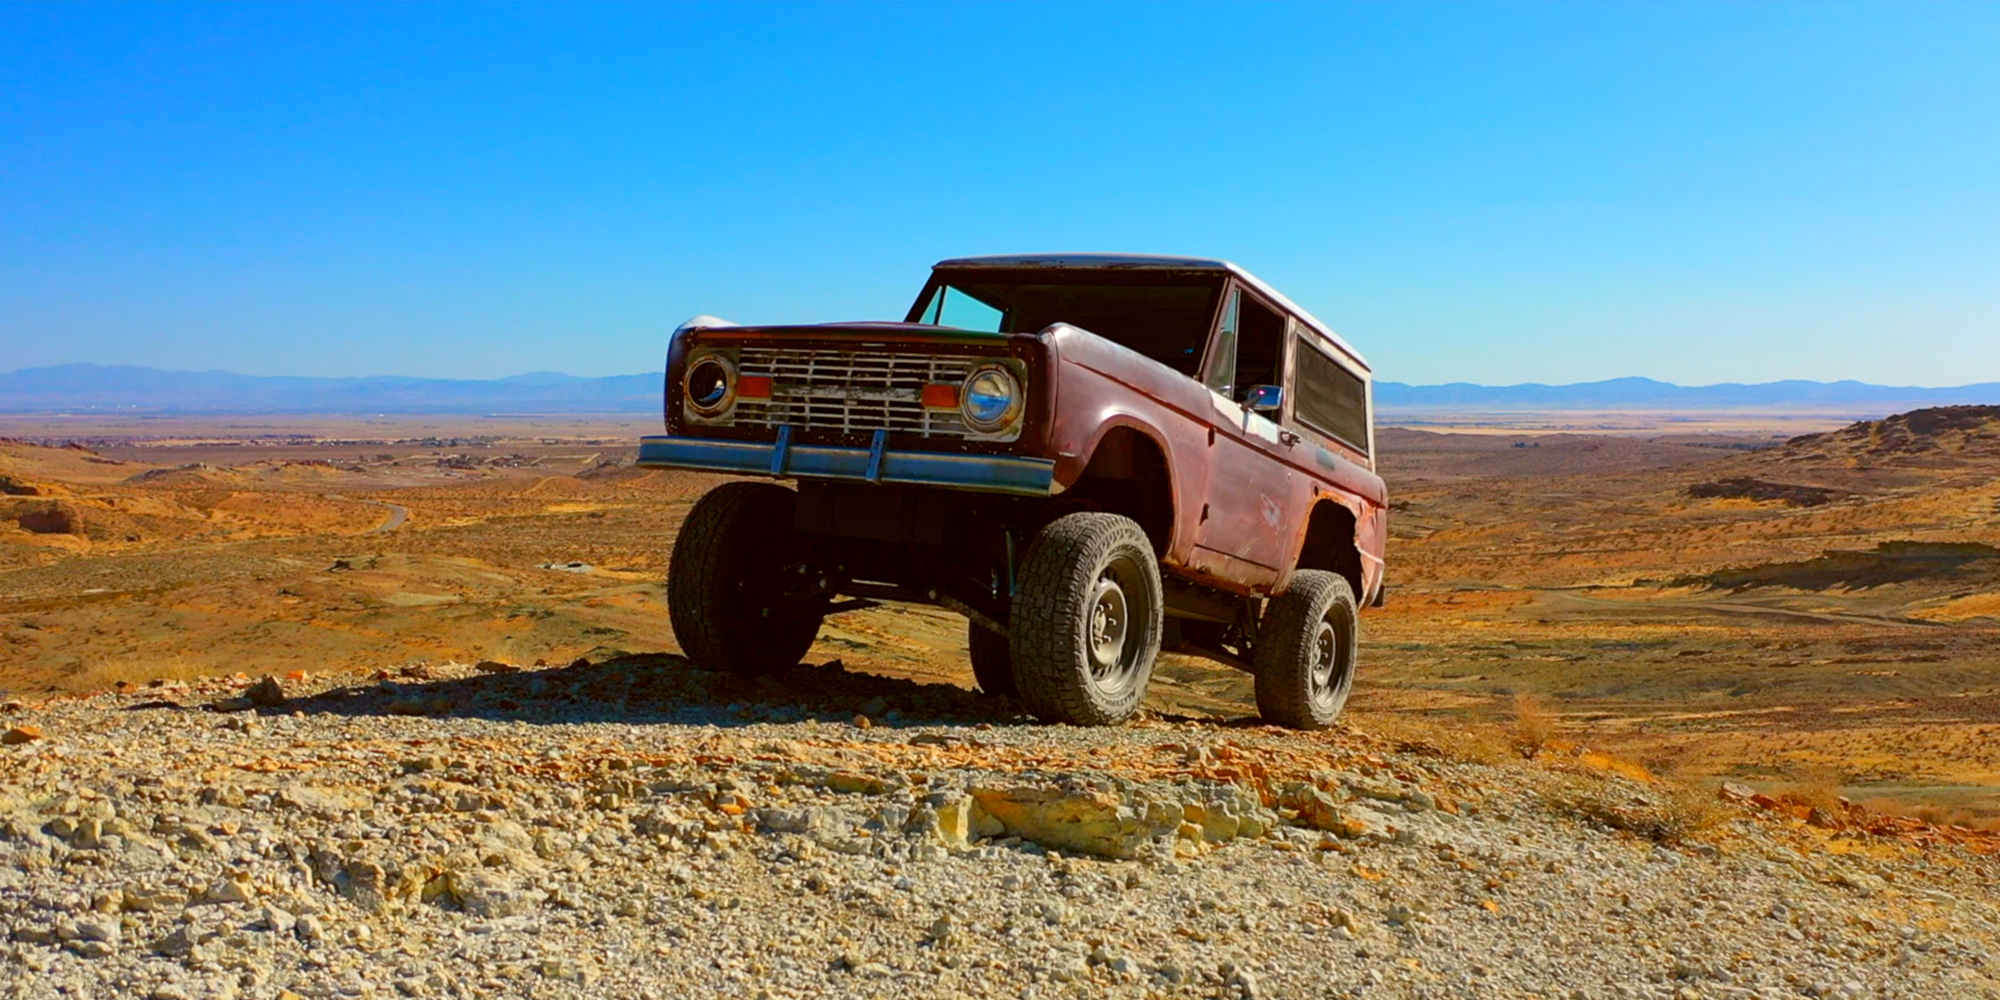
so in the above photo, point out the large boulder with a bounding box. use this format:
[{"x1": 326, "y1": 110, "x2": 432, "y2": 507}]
[
  {"x1": 968, "y1": 783, "x2": 1186, "y2": 859},
  {"x1": 0, "y1": 474, "x2": 43, "y2": 496},
  {"x1": 16, "y1": 502, "x2": 83, "y2": 535}
]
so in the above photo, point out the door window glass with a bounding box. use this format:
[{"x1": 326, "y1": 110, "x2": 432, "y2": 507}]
[
  {"x1": 1230, "y1": 294, "x2": 1286, "y2": 406},
  {"x1": 1203, "y1": 291, "x2": 1240, "y2": 397}
]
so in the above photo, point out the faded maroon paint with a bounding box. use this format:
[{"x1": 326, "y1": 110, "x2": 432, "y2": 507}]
[
  {"x1": 1039, "y1": 323, "x2": 1386, "y2": 601},
  {"x1": 670, "y1": 317, "x2": 1388, "y2": 604}
]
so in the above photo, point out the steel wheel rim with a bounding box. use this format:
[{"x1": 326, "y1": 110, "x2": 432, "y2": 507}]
[
  {"x1": 1310, "y1": 620, "x2": 1337, "y2": 689},
  {"x1": 1088, "y1": 574, "x2": 1128, "y2": 676},
  {"x1": 1310, "y1": 608, "x2": 1353, "y2": 711},
  {"x1": 1085, "y1": 554, "x2": 1148, "y2": 694}
]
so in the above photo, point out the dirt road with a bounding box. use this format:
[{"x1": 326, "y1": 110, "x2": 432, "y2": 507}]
[{"x1": 326, "y1": 494, "x2": 409, "y2": 533}]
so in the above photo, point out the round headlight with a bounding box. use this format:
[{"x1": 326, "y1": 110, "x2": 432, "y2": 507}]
[
  {"x1": 960, "y1": 365, "x2": 1022, "y2": 432},
  {"x1": 684, "y1": 354, "x2": 736, "y2": 416}
]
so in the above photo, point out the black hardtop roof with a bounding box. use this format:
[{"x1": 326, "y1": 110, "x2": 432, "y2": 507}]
[{"x1": 932, "y1": 253, "x2": 1368, "y2": 372}]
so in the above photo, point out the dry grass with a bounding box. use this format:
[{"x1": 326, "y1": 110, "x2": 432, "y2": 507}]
[
  {"x1": 1911, "y1": 804, "x2": 1952, "y2": 825},
  {"x1": 1543, "y1": 779, "x2": 1727, "y2": 845},
  {"x1": 1510, "y1": 694, "x2": 1558, "y2": 760},
  {"x1": 63, "y1": 655, "x2": 216, "y2": 693},
  {"x1": 1777, "y1": 763, "x2": 1846, "y2": 812},
  {"x1": 1857, "y1": 796, "x2": 2000, "y2": 834},
  {"x1": 1355, "y1": 712, "x2": 1511, "y2": 766},
  {"x1": 1658, "y1": 785, "x2": 1730, "y2": 842},
  {"x1": 1637, "y1": 744, "x2": 1694, "y2": 780}
]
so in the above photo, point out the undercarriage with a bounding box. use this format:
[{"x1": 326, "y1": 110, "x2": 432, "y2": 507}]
[
  {"x1": 785, "y1": 480, "x2": 1263, "y2": 670},
  {"x1": 663, "y1": 476, "x2": 1361, "y2": 728}
]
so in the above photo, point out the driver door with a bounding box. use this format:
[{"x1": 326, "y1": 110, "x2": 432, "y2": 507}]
[{"x1": 1187, "y1": 285, "x2": 1297, "y2": 586}]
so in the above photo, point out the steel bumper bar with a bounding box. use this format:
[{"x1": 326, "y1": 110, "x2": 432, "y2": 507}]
[{"x1": 637, "y1": 432, "x2": 1055, "y2": 498}]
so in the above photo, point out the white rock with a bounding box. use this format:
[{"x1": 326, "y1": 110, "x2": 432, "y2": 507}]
[
  {"x1": 202, "y1": 875, "x2": 256, "y2": 904},
  {"x1": 69, "y1": 917, "x2": 119, "y2": 943}
]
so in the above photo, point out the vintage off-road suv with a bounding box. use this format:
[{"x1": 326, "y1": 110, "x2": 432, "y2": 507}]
[{"x1": 640, "y1": 254, "x2": 1387, "y2": 729}]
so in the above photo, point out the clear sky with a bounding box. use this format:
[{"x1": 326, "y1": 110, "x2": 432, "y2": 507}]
[{"x1": 3, "y1": 2, "x2": 1997, "y2": 385}]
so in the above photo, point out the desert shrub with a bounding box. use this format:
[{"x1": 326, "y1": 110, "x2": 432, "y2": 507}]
[
  {"x1": 1510, "y1": 693, "x2": 1557, "y2": 760},
  {"x1": 1543, "y1": 781, "x2": 1723, "y2": 845},
  {"x1": 1777, "y1": 763, "x2": 1845, "y2": 812},
  {"x1": 1658, "y1": 786, "x2": 1729, "y2": 842}
]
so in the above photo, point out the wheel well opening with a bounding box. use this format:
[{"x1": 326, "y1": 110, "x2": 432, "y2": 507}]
[
  {"x1": 1297, "y1": 501, "x2": 1362, "y2": 599},
  {"x1": 1064, "y1": 427, "x2": 1174, "y2": 556}
]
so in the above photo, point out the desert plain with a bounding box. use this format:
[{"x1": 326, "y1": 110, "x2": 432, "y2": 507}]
[
  {"x1": 3, "y1": 407, "x2": 2000, "y2": 999},
  {"x1": 5, "y1": 408, "x2": 1997, "y2": 826}
]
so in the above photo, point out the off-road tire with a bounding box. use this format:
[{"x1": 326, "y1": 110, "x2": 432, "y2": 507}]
[
  {"x1": 667, "y1": 482, "x2": 824, "y2": 675},
  {"x1": 1010, "y1": 512, "x2": 1162, "y2": 725},
  {"x1": 967, "y1": 622, "x2": 1017, "y2": 697},
  {"x1": 1253, "y1": 570, "x2": 1358, "y2": 730}
]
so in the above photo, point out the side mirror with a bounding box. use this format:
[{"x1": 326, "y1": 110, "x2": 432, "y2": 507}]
[{"x1": 1246, "y1": 384, "x2": 1283, "y2": 414}]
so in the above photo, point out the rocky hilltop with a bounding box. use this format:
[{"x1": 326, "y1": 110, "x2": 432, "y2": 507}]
[
  {"x1": 3, "y1": 656, "x2": 1996, "y2": 1000},
  {"x1": 1775, "y1": 406, "x2": 2000, "y2": 467}
]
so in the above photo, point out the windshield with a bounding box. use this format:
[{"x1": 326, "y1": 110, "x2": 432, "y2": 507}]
[{"x1": 909, "y1": 270, "x2": 1225, "y2": 375}]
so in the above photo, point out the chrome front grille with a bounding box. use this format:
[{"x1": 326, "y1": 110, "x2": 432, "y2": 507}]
[{"x1": 733, "y1": 347, "x2": 977, "y2": 438}]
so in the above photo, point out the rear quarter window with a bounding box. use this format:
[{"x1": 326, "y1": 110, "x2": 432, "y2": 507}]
[{"x1": 1293, "y1": 338, "x2": 1370, "y2": 455}]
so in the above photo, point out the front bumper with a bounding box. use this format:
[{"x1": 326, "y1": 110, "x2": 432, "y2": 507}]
[{"x1": 637, "y1": 429, "x2": 1055, "y2": 498}]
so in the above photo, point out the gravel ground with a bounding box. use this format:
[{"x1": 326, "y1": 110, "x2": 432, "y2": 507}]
[{"x1": 2, "y1": 656, "x2": 1997, "y2": 1000}]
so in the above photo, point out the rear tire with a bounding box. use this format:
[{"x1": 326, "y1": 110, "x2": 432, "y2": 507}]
[
  {"x1": 967, "y1": 622, "x2": 1017, "y2": 697},
  {"x1": 667, "y1": 482, "x2": 825, "y2": 675},
  {"x1": 1011, "y1": 512, "x2": 1162, "y2": 725},
  {"x1": 1253, "y1": 570, "x2": 1358, "y2": 730}
]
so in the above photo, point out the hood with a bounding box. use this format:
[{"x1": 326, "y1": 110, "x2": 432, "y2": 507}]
[{"x1": 680, "y1": 320, "x2": 1025, "y2": 346}]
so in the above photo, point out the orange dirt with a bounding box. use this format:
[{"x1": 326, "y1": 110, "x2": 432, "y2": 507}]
[{"x1": 4, "y1": 408, "x2": 1999, "y2": 829}]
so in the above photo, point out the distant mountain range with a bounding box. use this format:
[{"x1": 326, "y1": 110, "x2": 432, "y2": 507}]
[
  {"x1": 0, "y1": 364, "x2": 661, "y2": 414},
  {"x1": 1, "y1": 364, "x2": 1996, "y2": 415},
  {"x1": 1372, "y1": 376, "x2": 2000, "y2": 412}
]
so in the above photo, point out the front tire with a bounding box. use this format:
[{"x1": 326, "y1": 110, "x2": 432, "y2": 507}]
[
  {"x1": 968, "y1": 622, "x2": 1017, "y2": 697},
  {"x1": 667, "y1": 482, "x2": 825, "y2": 675},
  {"x1": 1011, "y1": 512, "x2": 1162, "y2": 725},
  {"x1": 1253, "y1": 570, "x2": 1358, "y2": 730}
]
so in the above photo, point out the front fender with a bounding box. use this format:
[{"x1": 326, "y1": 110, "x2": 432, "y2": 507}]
[{"x1": 1042, "y1": 325, "x2": 1215, "y2": 563}]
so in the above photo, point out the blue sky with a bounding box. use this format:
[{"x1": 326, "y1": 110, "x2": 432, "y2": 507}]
[{"x1": 3, "y1": 2, "x2": 1997, "y2": 385}]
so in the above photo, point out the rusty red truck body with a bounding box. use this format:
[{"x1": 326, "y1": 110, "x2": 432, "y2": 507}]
[{"x1": 639, "y1": 254, "x2": 1386, "y2": 728}]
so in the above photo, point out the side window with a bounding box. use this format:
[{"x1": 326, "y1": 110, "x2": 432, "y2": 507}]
[
  {"x1": 1202, "y1": 288, "x2": 1286, "y2": 405},
  {"x1": 1293, "y1": 336, "x2": 1370, "y2": 454}
]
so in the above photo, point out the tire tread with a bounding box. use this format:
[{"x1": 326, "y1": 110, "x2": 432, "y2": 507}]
[
  {"x1": 968, "y1": 622, "x2": 1016, "y2": 697},
  {"x1": 1010, "y1": 512, "x2": 1161, "y2": 725},
  {"x1": 667, "y1": 482, "x2": 821, "y2": 674},
  {"x1": 1253, "y1": 569, "x2": 1358, "y2": 730}
]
